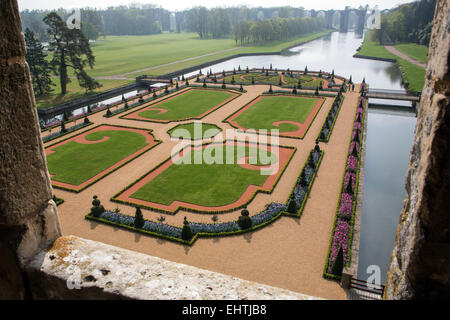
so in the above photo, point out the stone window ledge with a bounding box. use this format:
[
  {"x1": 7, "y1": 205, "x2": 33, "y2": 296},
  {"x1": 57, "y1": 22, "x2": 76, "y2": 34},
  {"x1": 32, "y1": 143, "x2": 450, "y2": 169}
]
[{"x1": 25, "y1": 236, "x2": 323, "y2": 300}]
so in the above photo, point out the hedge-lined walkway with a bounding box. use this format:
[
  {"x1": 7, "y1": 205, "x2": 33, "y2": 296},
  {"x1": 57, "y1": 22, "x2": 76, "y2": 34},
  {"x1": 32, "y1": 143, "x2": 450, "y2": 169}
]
[{"x1": 42, "y1": 75, "x2": 360, "y2": 300}]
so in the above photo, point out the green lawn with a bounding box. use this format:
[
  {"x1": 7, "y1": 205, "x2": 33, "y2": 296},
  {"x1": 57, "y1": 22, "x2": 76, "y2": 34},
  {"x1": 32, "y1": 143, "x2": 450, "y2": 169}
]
[
  {"x1": 138, "y1": 89, "x2": 234, "y2": 121},
  {"x1": 168, "y1": 122, "x2": 222, "y2": 140},
  {"x1": 47, "y1": 130, "x2": 148, "y2": 185},
  {"x1": 394, "y1": 43, "x2": 428, "y2": 64},
  {"x1": 233, "y1": 96, "x2": 318, "y2": 132},
  {"x1": 38, "y1": 30, "x2": 332, "y2": 109},
  {"x1": 131, "y1": 145, "x2": 277, "y2": 207},
  {"x1": 356, "y1": 30, "x2": 426, "y2": 92}
]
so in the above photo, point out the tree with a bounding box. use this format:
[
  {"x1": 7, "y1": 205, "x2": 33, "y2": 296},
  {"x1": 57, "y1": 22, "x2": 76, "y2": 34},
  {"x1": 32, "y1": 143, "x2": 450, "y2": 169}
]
[
  {"x1": 44, "y1": 12, "x2": 101, "y2": 95},
  {"x1": 287, "y1": 196, "x2": 298, "y2": 213},
  {"x1": 181, "y1": 217, "x2": 193, "y2": 241},
  {"x1": 238, "y1": 207, "x2": 252, "y2": 229},
  {"x1": 24, "y1": 28, "x2": 54, "y2": 96}
]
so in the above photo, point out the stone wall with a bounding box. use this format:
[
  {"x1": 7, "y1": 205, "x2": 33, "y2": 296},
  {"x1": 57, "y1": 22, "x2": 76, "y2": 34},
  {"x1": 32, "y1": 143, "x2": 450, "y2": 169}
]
[
  {"x1": 384, "y1": 0, "x2": 450, "y2": 299},
  {"x1": 0, "y1": 0, "x2": 62, "y2": 299}
]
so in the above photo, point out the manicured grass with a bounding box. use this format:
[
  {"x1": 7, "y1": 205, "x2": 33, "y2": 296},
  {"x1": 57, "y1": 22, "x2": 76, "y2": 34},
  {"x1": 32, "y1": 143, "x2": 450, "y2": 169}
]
[
  {"x1": 356, "y1": 30, "x2": 425, "y2": 92},
  {"x1": 47, "y1": 130, "x2": 148, "y2": 185},
  {"x1": 131, "y1": 146, "x2": 277, "y2": 207},
  {"x1": 35, "y1": 78, "x2": 134, "y2": 109},
  {"x1": 394, "y1": 43, "x2": 428, "y2": 64},
  {"x1": 138, "y1": 89, "x2": 234, "y2": 121},
  {"x1": 233, "y1": 96, "x2": 318, "y2": 132},
  {"x1": 167, "y1": 122, "x2": 222, "y2": 140},
  {"x1": 38, "y1": 30, "x2": 332, "y2": 109}
]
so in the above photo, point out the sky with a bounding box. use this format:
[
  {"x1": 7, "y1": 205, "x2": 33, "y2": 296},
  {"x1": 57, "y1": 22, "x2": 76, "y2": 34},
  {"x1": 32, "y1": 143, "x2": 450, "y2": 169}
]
[{"x1": 17, "y1": 0, "x2": 415, "y2": 12}]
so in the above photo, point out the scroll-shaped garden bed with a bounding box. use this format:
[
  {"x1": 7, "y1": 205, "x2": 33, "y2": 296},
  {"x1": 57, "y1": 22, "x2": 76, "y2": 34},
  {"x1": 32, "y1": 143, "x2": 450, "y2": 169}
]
[
  {"x1": 45, "y1": 124, "x2": 161, "y2": 192},
  {"x1": 224, "y1": 94, "x2": 325, "y2": 139},
  {"x1": 86, "y1": 146, "x2": 324, "y2": 245}
]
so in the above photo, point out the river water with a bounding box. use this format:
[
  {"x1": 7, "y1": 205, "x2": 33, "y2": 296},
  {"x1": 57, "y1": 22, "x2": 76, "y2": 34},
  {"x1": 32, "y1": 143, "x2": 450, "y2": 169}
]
[{"x1": 193, "y1": 31, "x2": 417, "y2": 284}]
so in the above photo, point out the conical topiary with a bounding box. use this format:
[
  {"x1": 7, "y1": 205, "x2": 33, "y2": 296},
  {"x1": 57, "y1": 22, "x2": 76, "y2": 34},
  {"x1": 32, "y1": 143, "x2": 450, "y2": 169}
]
[
  {"x1": 346, "y1": 173, "x2": 354, "y2": 195},
  {"x1": 203, "y1": 79, "x2": 207, "y2": 87},
  {"x1": 84, "y1": 116, "x2": 90, "y2": 124},
  {"x1": 181, "y1": 216, "x2": 193, "y2": 241},
  {"x1": 134, "y1": 207, "x2": 144, "y2": 229},
  {"x1": 60, "y1": 121, "x2": 66, "y2": 133},
  {"x1": 332, "y1": 247, "x2": 344, "y2": 277},
  {"x1": 287, "y1": 196, "x2": 298, "y2": 214}
]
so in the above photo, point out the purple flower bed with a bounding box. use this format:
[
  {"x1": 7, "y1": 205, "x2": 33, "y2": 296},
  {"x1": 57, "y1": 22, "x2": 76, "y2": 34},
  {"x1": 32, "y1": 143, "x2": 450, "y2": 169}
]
[
  {"x1": 326, "y1": 94, "x2": 366, "y2": 275},
  {"x1": 346, "y1": 155, "x2": 358, "y2": 171},
  {"x1": 330, "y1": 219, "x2": 350, "y2": 263},
  {"x1": 343, "y1": 171, "x2": 356, "y2": 190},
  {"x1": 338, "y1": 192, "x2": 353, "y2": 216}
]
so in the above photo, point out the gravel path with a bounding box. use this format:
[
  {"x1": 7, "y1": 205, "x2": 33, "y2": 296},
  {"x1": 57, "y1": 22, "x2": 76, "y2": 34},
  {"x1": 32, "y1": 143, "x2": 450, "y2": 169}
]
[{"x1": 42, "y1": 77, "x2": 359, "y2": 300}]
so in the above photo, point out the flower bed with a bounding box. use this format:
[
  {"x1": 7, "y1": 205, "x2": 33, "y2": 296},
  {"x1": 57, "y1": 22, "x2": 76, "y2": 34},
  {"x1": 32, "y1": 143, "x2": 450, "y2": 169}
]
[
  {"x1": 284, "y1": 148, "x2": 324, "y2": 218},
  {"x1": 85, "y1": 202, "x2": 287, "y2": 245},
  {"x1": 317, "y1": 91, "x2": 345, "y2": 142},
  {"x1": 323, "y1": 93, "x2": 366, "y2": 280}
]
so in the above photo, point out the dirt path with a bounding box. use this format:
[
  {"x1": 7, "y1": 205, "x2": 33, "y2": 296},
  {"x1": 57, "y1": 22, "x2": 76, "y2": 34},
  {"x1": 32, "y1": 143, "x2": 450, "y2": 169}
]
[
  {"x1": 384, "y1": 45, "x2": 426, "y2": 68},
  {"x1": 42, "y1": 78, "x2": 359, "y2": 300}
]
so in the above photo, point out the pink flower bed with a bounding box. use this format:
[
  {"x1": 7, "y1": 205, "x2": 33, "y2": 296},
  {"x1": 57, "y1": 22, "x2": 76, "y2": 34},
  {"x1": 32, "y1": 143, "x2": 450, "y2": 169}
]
[
  {"x1": 330, "y1": 219, "x2": 350, "y2": 263},
  {"x1": 343, "y1": 171, "x2": 356, "y2": 190},
  {"x1": 346, "y1": 155, "x2": 358, "y2": 170},
  {"x1": 339, "y1": 193, "x2": 353, "y2": 215}
]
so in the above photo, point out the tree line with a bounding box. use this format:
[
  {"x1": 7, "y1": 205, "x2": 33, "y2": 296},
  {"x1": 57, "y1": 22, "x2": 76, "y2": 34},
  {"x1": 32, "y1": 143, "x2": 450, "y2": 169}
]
[
  {"x1": 376, "y1": 0, "x2": 436, "y2": 45},
  {"x1": 21, "y1": 5, "x2": 324, "y2": 41},
  {"x1": 233, "y1": 16, "x2": 325, "y2": 45}
]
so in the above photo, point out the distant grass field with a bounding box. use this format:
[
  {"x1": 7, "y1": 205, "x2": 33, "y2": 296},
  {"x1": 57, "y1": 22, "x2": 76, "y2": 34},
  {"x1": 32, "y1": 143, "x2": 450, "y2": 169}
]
[
  {"x1": 37, "y1": 30, "x2": 332, "y2": 108},
  {"x1": 47, "y1": 130, "x2": 147, "y2": 185},
  {"x1": 394, "y1": 43, "x2": 428, "y2": 64},
  {"x1": 357, "y1": 30, "x2": 426, "y2": 92},
  {"x1": 137, "y1": 89, "x2": 234, "y2": 121},
  {"x1": 233, "y1": 96, "x2": 318, "y2": 132},
  {"x1": 130, "y1": 145, "x2": 277, "y2": 207},
  {"x1": 167, "y1": 122, "x2": 222, "y2": 140}
]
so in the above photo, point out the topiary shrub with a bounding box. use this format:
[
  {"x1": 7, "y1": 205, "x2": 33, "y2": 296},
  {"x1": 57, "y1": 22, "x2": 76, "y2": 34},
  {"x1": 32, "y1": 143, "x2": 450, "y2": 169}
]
[
  {"x1": 176, "y1": 82, "x2": 179, "y2": 89},
  {"x1": 332, "y1": 247, "x2": 344, "y2": 277},
  {"x1": 238, "y1": 207, "x2": 252, "y2": 229},
  {"x1": 153, "y1": 91, "x2": 157, "y2": 98},
  {"x1": 292, "y1": 88, "x2": 297, "y2": 94},
  {"x1": 287, "y1": 196, "x2": 298, "y2": 214},
  {"x1": 106, "y1": 107, "x2": 112, "y2": 117},
  {"x1": 181, "y1": 216, "x2": 193, "y2": 241},
  {"x1": 251, "y1": 77, "x2": 255, "y2": 85},
  {"x1": 315, "y1": 87, "x2": 319, "y2": 95},
  {"x1": 314, "y1": 140, "x2": 321, "y2": 152},
  {"x1": 246, "y1": 66, "x2": 249, "y2": 73},
  {"x1": 134, "y1": 207, "x2": 144, "y2": 229},
  {"x1": 268, "y1": 85, "x2": 273, "y2": 93},
  {"x1": 231, "y1": 76, "x2": 235, "y2": 84},
  {"x1": 124, "y1": 102, "x2": 129, "y2": 109},
  {"x1": 165, "y1": 86, "x2": 169, "y2": 94},
  {"x1": 121, "y1": 94, "x2": 125, "y2": 102},
  {"x1": 221, "y1": 80, "x2": 226, "y2": 89},
  {"x1": 203, "y1": 79, "x2": 207, "y2": 88},
  {"x1": 239, "y1": 84, "x2": 243, "y2": 92},
  {"x1": 185, "y1": 80, "x2": 189, "y2": 86},
  {"x1": 139, "y1": 96, "x2": 144, "y2": 104},
  {"x1": 87, "y1": 105, "x2": 92, "y2": 113},
  {"x1": 90, "y1": 195, "x2": 105, "y2": 218},
  {"x1": 84, "y1": 116, "x2": 90, "y2": 124}
]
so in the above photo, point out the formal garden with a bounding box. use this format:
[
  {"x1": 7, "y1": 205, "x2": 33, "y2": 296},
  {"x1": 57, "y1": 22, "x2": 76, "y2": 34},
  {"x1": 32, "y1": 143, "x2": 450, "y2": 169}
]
[{"x1": 41, "y1": 67, "x2": 362, "y2": 285}]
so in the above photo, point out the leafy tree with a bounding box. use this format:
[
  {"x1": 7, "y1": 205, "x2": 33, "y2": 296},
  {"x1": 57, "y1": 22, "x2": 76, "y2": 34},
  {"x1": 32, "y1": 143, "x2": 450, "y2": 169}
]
[
  {"x1": 44, "y1": 12, "x2": 101, "y2": 95},
  {"x1": 24, "y1": 28, "x2": 54, "y2": 96}
]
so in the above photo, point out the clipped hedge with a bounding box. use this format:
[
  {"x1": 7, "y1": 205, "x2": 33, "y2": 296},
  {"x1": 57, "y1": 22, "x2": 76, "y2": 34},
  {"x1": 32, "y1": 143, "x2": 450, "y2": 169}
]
[
  {"x1": 42, "y1": 121, "x2": 93, "y2": 143},
  {"x1": 323, "y1": 94, "x2": 366, "y2": 281},
  {"x1": 317, "y1": 93, "x2": 345, "y2": 142}
]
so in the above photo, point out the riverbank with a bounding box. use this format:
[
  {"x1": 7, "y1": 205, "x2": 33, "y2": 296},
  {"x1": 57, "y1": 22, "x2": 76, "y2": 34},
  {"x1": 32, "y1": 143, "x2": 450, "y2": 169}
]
[
  {"x1": 36, "y1": 30, "x2": 333, "y2": 109},
  {"x1": 353, "y1": 30, "x2": 426, "y2": 93}
]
